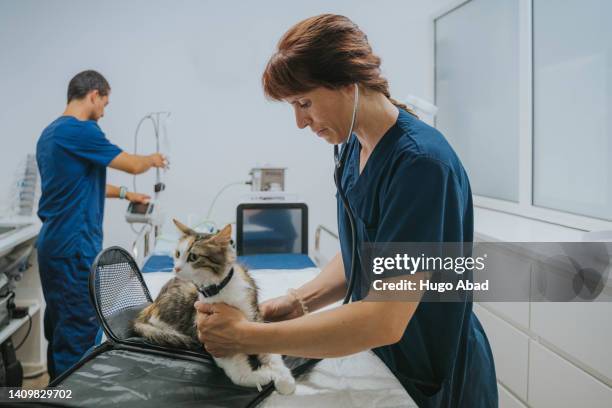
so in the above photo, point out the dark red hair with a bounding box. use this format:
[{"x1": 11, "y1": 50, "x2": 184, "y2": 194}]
[{"x1": 262, "y1": 14, "x2": 413, "y2": 114}]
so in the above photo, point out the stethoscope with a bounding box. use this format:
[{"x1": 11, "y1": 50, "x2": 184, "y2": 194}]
[{"x1": 334, "y1": 83, "x2": 359, "y2": 304}]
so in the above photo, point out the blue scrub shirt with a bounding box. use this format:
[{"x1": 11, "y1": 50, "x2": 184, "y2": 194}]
[
  {"x1": 36, "y1": 116, "x2": 122, "y2": 378},
  {"x1": 337, "y1": 109, "x2": 498, "y2": 407},
  {"x1": 36, "y1": 116, "x2": 122, "y2": 257}
]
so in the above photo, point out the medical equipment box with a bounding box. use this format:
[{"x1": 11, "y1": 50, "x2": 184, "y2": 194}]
[{"x1": 125, "y1": 202, "x2": 156, "y2": 224}]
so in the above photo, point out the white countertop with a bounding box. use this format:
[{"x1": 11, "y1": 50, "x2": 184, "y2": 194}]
[
  {"x1": 475, "y1": 207, "x2": 586, "y2": 242},
  {"x1": 474, "y1": 207, "x2": 612, "y2": 292},
  {"x1": 0, "y1": 216, "x2": 40, "y2": 257}
]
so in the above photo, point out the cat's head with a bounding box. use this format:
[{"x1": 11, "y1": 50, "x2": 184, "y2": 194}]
[{"x1": 172, "y1": 219, "x2": 235, "y2": 284}]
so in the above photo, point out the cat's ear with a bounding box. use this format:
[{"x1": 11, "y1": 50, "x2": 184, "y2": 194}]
[
  {"x1": 213, "y1": 224, "x2": 232, "y2": 245},
  {"x1": 173, "y1": 219, "x2": 195, "y2": 236}
]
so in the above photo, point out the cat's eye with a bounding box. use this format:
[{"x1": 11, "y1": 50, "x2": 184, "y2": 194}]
[
  {"x1": 187, "y1": 253, "x2": 197, "y2": 262},
  {"x1": 175, "y1": 250, "x2": 180, "y2": 258}
]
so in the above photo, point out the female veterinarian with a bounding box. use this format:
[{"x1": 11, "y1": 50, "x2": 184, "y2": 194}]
[{"x1": 195, "y1": 14, "x2": 498, "y2": 407}]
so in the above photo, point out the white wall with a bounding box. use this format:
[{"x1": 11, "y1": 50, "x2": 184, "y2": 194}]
[{"x1": 0, "y1": 0, "x2": 446, "y2": 253}]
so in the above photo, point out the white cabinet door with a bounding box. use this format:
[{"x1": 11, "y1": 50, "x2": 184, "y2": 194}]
[
  {"x1": 478, "y1": 301, "x2": 530, "y2": 331},
  {"x1": 475, "y1": 241, "x2": 532, "y2": 328},
  {"x1": 528, "y1": 340, "x2": 612, "y2": 408},
  {"x1": 499, "y1": 383, "x2": 527, "y2": 408},
  {"x1": 531, "y1": 302, "x2": 612, "y2": 380},
  {"x1": 474, "y1": 304, "x2": 529, "y2": 401}
]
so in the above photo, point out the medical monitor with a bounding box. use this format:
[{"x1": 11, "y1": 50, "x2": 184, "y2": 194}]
[{"x1": 236, "y1": 203, "x2": 308, "y2": 256}]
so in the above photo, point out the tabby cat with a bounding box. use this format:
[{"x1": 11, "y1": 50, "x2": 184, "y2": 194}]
[{"x1": 133, "y1": 219, "x2": 295, "y2": 394}]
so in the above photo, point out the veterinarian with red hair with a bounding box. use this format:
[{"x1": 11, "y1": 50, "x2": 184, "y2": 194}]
[{"x1": 195, "y1": 15, "x2": 497, "y2": 407}]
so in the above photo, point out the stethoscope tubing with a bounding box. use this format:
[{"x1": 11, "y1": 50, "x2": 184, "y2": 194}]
[{"x1": 334, "y1": 144, "x2": 358, "y2": 305}]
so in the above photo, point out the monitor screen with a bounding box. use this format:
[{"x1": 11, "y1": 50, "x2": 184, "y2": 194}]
[
  {"x1": 237, "y1": 204, "x2": 307, "y2": 255},
  {"x1": 131, "y1": 203, "x2": 150, "y2": 214}
]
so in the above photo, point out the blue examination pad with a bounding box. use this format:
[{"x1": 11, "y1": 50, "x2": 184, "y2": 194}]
[
  {"x1": 238, "y1": 254, "x2": 315, "y2": 270},
  {"x1": 142, "y1": 255, "x2": 174, "y2": 273},
  {"x1": 141, "y1": 253, "x2": 315, "y2": 273}
]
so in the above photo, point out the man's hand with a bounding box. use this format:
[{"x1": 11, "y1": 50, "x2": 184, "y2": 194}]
[
  {"x1": 149, "y1": 153, "x2": 169, "y2": 169},
  {"x1": 126, "y1": 192, "x2": 151, "y2": 204},
  {"x1": 110, "y1": 152, "x2": 169, "y2": 174},
  {"x1": 194, "y1": 302, "x2": 251, "y2": 357}
]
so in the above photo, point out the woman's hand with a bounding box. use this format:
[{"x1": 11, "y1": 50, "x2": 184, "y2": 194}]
[
  {"x1": 259, "y1": 294, "x2": 304, "y2": 322},
  {"x1": 194, "y1": 302, "x2": 251, "y2": 357}
]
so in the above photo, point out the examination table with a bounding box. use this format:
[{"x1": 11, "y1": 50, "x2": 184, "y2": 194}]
[{"x1": 34, "y1": 246, "x2": 416, "y2": 407}]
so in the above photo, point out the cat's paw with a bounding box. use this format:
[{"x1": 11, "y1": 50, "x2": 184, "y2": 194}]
[
  {"x1": 273, "y1": 374, "x2": 296, "y2": 395},
  {"x1": 237, "y1": 368, "x2": 274, "y2": 389}
]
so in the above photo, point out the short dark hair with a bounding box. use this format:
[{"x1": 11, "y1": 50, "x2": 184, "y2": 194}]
[{"x1": 67, "y1": 70, "x2": 110, "y2": 103}]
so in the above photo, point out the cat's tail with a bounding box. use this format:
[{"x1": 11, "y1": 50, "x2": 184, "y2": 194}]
[{"x1": 133, "y1": 321, "x2": 201, "y2": 350}]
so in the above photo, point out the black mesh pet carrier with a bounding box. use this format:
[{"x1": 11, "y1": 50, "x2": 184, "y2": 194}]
[{"x1": 29, "y1": 246, "x2": 316, "y2": 408}]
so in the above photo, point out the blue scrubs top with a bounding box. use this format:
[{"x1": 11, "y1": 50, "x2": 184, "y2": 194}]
[
  {"x1": 337, "y1": 109, "x2": 498, "y2": 407},
  {"x1": 36, "y1": 116, "x2": 122, "y2": 258}
]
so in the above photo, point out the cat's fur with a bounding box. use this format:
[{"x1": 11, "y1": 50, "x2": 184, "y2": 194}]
[{"x1": 133, "y1": 219, "x2": 295, "y2": 394}]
